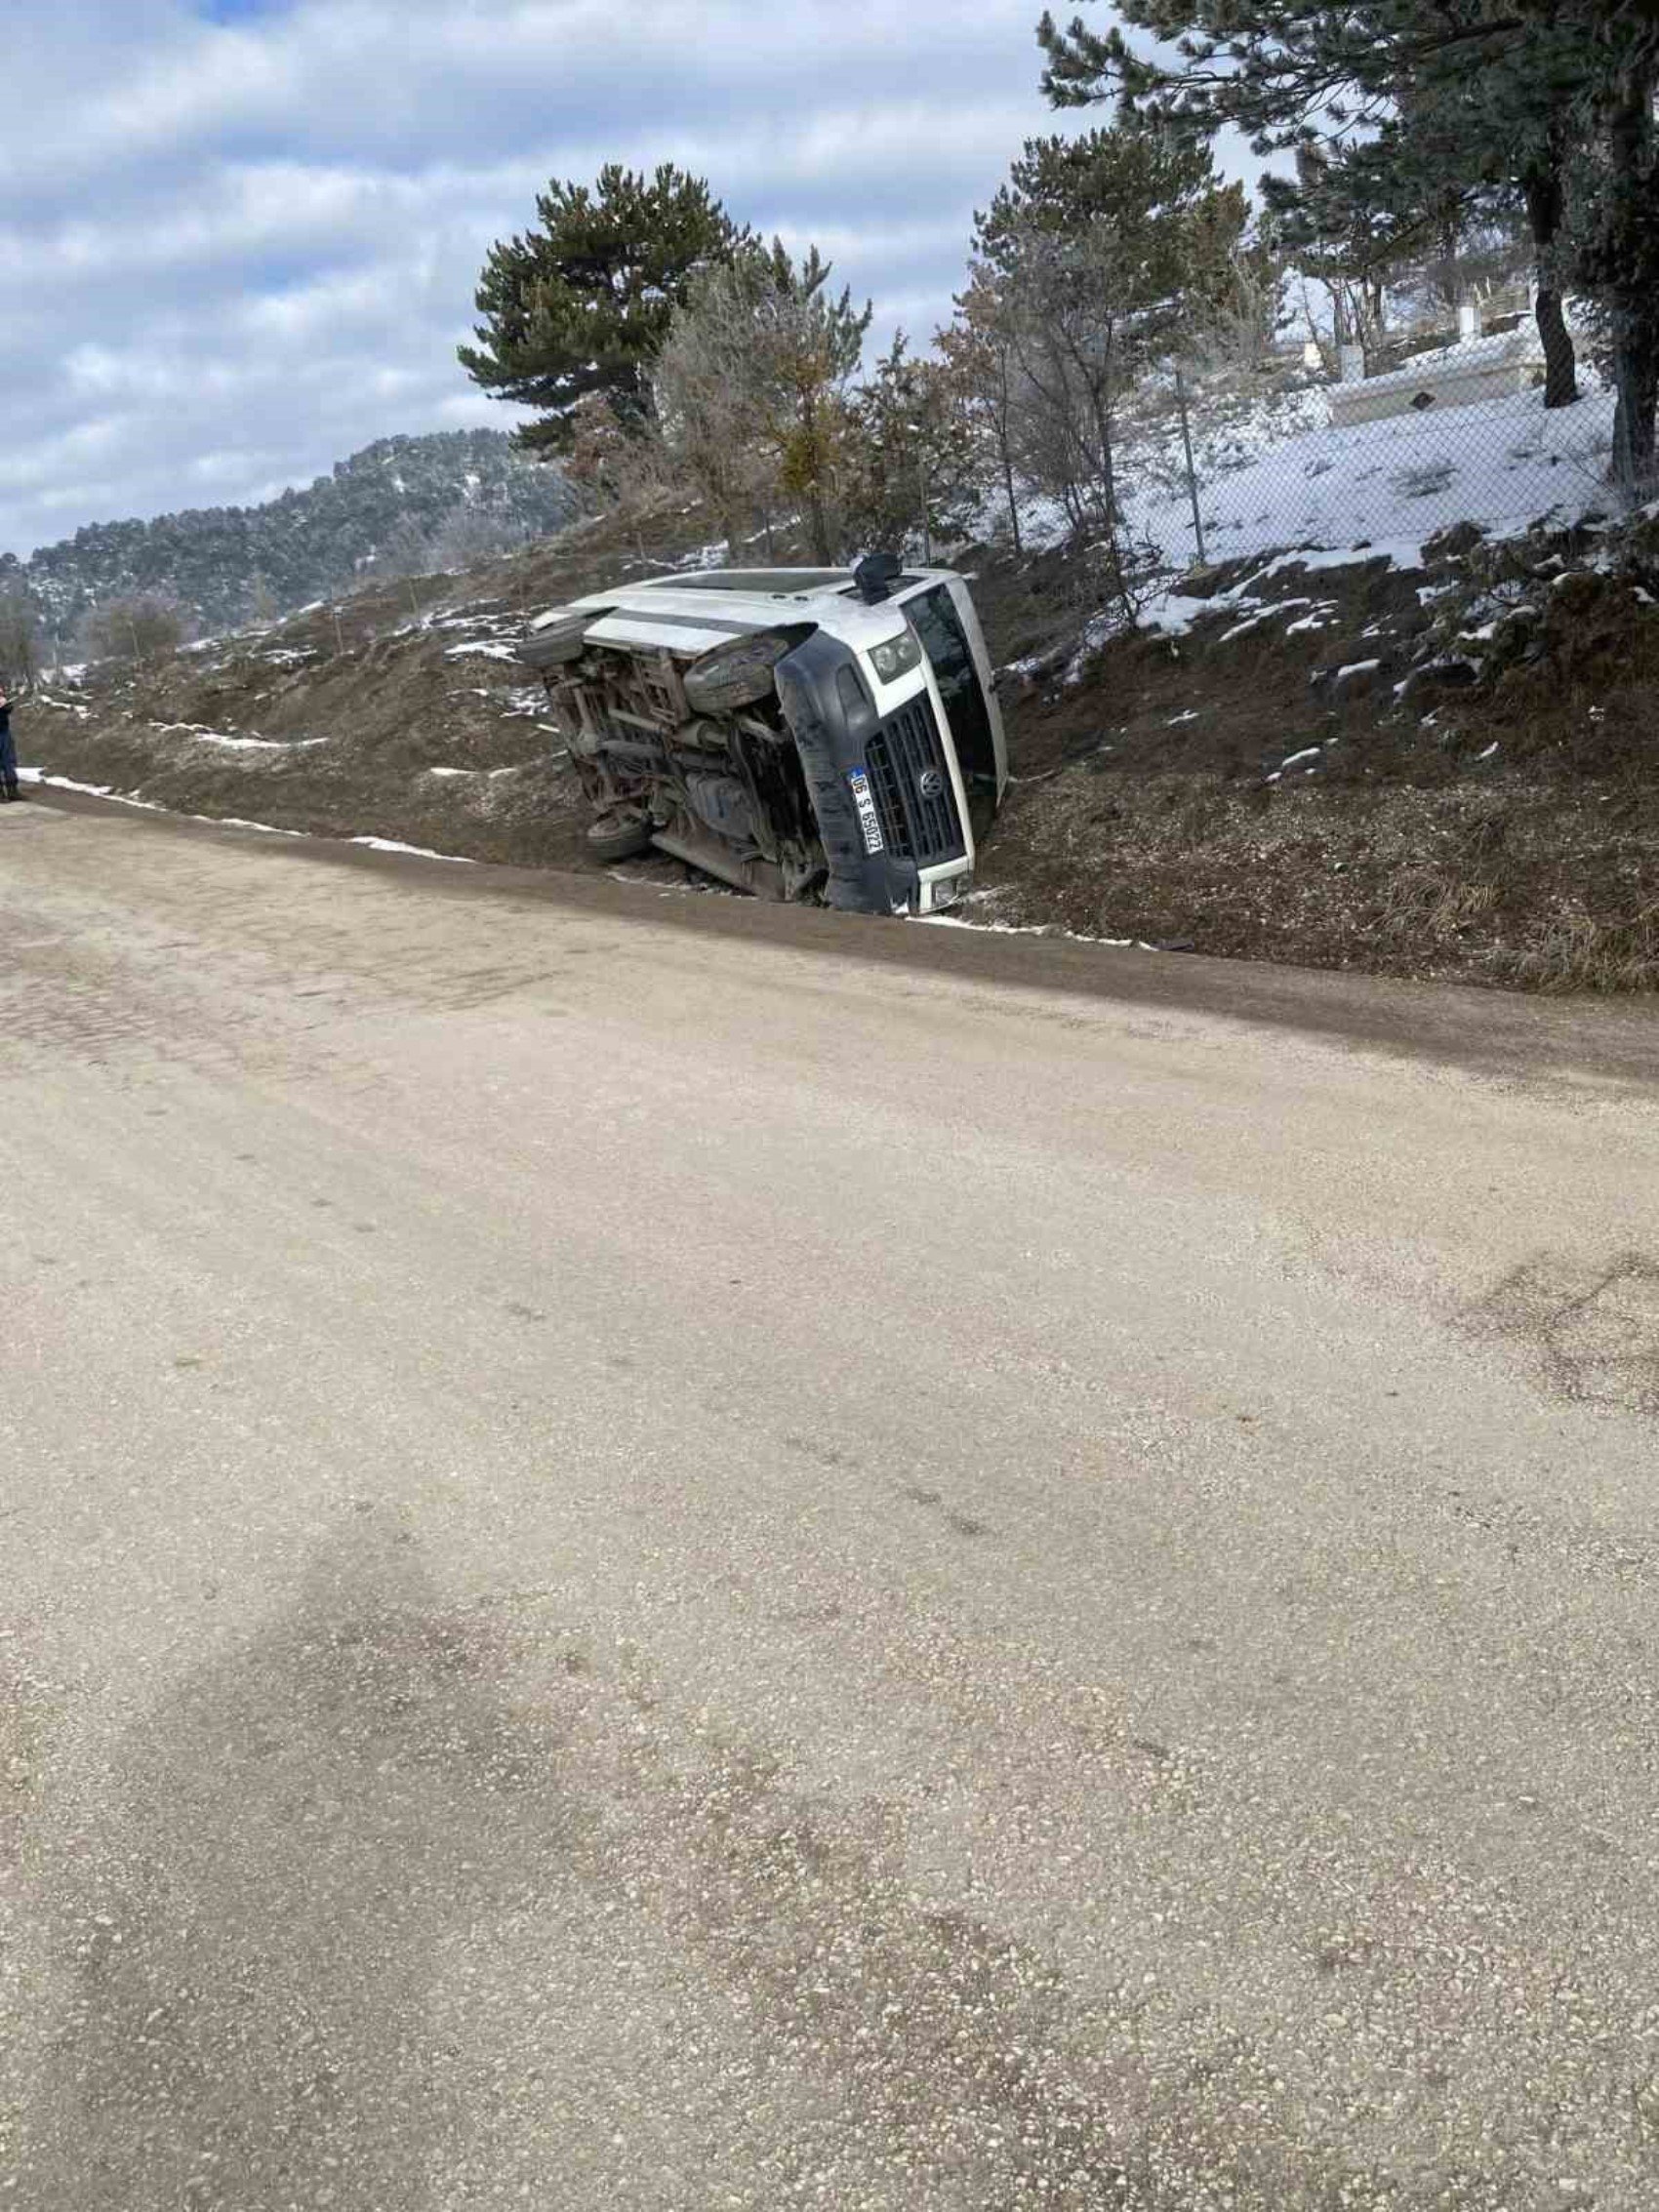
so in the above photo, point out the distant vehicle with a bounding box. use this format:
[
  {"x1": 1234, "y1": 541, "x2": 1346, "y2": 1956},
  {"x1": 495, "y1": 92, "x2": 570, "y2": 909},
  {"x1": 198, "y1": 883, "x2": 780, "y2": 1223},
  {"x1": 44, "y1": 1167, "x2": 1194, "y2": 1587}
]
[{"x1": 517, "y1": 555, "x2": 1008, "y2": 915}]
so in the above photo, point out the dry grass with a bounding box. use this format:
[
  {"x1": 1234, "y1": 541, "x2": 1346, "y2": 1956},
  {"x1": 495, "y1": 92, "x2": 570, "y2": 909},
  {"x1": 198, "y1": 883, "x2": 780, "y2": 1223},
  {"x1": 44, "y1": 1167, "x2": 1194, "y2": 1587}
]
[
  {"x1": 1376, "y1": 871, "x2": 1501, "y2": 945},
  {"x1": 1501, "y1": 899, "x2": 1659, "y2": 993}
]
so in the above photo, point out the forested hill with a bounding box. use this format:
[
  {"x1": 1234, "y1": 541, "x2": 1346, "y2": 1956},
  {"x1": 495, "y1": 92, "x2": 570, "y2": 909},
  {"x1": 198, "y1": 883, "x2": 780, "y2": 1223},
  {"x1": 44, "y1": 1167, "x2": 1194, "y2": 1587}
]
[{"x1": 0, "y1": 429, "x2": 578, "y2": 637}]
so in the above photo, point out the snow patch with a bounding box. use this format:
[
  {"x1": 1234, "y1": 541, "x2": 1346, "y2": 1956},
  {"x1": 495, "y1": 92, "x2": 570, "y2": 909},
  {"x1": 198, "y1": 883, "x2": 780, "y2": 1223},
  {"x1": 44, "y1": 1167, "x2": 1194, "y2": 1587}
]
[
  {"x1": 20, "y1": 768, "x2": 162, "y2": 810},
  {"x1": 1284, "y1": 606, "x2": 1338, "y2": 635},
  {"x1": 1216, "y1": 607, "x2": 1281, "y2": 646},
  {"x1": 915, "y1": 909, "x2": 1140, "y2": 948},
  {"x1": 150, "y1": 721, "x2": 326, "y2": 750},
  {"x1": 349, "y1": 836, "x2": 475, "y2": 863}
]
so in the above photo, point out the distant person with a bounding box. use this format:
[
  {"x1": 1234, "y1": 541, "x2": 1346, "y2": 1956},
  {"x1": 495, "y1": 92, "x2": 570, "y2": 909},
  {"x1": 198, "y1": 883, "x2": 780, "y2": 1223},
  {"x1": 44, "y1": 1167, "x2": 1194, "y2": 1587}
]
[{"x1": 0, "y1": 686, "x2": 17, "y2": 803}]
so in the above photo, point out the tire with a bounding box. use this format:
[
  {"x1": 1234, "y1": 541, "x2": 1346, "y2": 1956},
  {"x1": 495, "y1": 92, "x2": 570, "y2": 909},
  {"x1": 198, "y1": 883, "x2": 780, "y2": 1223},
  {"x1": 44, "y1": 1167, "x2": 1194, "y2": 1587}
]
[
  {"x1": 519, "y1": 608, "x2": 608, "y2": 671},
  {"x1": 585, "y1": 810, "x2": 653, "y2": 864},
  {"x1": 683, "y1": 633, "x2": 792, "y2": 715}
]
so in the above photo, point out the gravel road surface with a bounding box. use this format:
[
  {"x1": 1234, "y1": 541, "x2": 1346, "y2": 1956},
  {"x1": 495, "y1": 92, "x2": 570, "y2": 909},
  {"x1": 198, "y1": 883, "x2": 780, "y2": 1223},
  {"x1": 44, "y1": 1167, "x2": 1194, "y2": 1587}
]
[{"x1": 4, "y1": 789, "x2": 1659, "y2": 2211}]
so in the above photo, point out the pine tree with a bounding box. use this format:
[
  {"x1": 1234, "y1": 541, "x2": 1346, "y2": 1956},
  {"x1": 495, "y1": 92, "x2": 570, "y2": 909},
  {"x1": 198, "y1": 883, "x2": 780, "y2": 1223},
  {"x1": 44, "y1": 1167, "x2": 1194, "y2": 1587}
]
[
  {"x1": 460, "y1": 164, "x2": 747, "y2": 458},
  {"x1": 1036, "y1": 1, "x2": 1659, "y2": 478},
  {"x1": 1037, "y1": 3, "x2": 1583, "y2": 401},
  {"x1": 1570, "y1": 5, "x2": 1659, "y2": 492},
  {"x1": 938, "y1": 272, "x2": 1027, "y2": 553}
]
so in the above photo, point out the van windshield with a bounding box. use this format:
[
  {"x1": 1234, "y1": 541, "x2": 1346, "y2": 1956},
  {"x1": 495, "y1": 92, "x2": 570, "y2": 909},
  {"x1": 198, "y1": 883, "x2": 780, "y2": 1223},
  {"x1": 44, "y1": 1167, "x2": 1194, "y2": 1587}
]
[{"x1": 904, "y1": 584, "x2": 998, "y2": 824}]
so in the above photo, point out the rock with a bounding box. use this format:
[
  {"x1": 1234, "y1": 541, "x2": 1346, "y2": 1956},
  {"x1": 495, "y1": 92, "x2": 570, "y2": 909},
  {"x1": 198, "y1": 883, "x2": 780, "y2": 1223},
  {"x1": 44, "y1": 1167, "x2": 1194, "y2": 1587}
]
[
  {"x1": 1334, "y1": 661, "x2": 1388, "y2": 700},
  {"x1": 1171, "y1": 563, "x2": 1234, "y2": 601},
  {"x1": 1397, "y1": 657, "x2": 1480, "y2": 704},
  {"x1": 1310, "y1": 649, "x2": 1395, "y2": 699},
  {"x1": 1424, "y1": 520, "x2": 1486, "y2": 562},
  {"x1": 1546, "y1": 571, "x2": 1608, "y2": 621}
]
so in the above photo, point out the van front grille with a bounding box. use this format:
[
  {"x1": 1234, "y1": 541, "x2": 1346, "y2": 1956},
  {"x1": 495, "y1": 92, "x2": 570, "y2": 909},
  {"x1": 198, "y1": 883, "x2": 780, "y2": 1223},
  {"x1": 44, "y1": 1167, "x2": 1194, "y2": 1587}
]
[{"x1": 863, "y1": 694, "x2": 963, "y2": 865}]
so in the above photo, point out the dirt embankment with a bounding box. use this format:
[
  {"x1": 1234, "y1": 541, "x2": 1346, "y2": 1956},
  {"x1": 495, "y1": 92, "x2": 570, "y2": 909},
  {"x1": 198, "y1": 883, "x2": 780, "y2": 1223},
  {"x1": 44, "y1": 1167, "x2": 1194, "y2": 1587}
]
[
  {"x1": 968, "y1": 522, "x2": 1659, "y2": 991},
  {"x1": 18, "y1": 502, "x2": 733, "y2": 873},
  {"x1": 19, "y1": 500, "x2": 1659, "y2": 991}
]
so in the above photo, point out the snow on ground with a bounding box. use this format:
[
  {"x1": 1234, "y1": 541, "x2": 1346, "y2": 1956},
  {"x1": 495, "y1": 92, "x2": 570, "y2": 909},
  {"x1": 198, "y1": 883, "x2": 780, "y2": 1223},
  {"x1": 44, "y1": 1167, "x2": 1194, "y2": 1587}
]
[
  {"x1": 1131, "y1": 381, "x2": 1614, "y2": 571},
  {"x1": 349, "y1": 836, "x2": 474, "y2": 863},
  {"x1": 18, "y1": 769, "x2": 176, "y2": 817},
  {"x1": 917, "y1": 911, "x2": 1136, "y2": 948},
  {"x1": 993, "y1": 376, "x2": 1615, "y2": 615},
  {"x1": 149, "y1": 721, "x2": 326, "y2": 750},
  {"x1": 1134, "y1": 536, "x2": 1433, "y2": 644}
]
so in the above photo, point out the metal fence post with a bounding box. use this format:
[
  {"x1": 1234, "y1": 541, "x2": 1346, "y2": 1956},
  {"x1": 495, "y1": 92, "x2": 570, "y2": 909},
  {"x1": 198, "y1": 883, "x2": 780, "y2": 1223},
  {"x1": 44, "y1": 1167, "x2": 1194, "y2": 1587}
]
[{"x1": 1174, "y1": 365, "x2": 1207, "y2": 568}]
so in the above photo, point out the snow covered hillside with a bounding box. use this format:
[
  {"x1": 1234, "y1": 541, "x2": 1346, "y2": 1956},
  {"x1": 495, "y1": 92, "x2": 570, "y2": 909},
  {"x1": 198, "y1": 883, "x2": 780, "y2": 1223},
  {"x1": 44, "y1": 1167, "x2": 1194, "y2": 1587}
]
[
  {"x1": 1000, "y1": 369, "x2": 1619, "y2": 583},
  {"x1": 1133, "y1": 378, "x2": 1617, "y2": 571}
]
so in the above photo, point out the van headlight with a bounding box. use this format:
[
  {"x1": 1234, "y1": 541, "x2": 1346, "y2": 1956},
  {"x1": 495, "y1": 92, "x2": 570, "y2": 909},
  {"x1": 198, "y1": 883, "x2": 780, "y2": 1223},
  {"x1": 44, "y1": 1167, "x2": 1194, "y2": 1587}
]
[{"x1": 869, "y1": 632, "x2": 921, "y2": 684}]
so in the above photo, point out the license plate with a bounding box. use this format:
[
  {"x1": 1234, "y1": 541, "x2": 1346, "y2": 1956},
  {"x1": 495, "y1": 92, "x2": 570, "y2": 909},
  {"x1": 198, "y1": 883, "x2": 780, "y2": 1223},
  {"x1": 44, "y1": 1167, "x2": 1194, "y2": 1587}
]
[{"x1": 847, "y1": 767, "x2": 885, "y2": 856}]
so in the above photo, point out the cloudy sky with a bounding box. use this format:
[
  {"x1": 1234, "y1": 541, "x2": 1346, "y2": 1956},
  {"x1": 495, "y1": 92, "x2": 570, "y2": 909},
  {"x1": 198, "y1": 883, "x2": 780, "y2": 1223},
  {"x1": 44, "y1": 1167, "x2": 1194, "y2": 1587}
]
[{"x1": 1, "y1": 0, "x2": 1104, "y2": 558}]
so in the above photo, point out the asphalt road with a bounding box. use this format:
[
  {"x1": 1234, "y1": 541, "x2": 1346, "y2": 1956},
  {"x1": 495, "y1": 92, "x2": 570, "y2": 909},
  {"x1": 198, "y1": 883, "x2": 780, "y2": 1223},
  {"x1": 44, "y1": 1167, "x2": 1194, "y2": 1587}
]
[{"x1": 5, "y1": 789, "x2": 1659, "y2": 2212}]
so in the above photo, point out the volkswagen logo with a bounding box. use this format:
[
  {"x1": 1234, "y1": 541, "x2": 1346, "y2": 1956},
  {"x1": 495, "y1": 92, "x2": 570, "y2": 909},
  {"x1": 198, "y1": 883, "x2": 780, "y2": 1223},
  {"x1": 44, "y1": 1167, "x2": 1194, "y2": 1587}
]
[{"x1": 917, "y1": 768, "x2": 946, "y2": 801}]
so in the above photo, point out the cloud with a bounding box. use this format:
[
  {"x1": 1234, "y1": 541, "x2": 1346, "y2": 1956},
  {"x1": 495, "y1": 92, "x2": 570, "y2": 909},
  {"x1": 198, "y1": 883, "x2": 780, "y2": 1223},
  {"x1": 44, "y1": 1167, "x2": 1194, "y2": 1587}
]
[{"x1": 0, "y1": 0, "x2": 1087, "y2": 557}]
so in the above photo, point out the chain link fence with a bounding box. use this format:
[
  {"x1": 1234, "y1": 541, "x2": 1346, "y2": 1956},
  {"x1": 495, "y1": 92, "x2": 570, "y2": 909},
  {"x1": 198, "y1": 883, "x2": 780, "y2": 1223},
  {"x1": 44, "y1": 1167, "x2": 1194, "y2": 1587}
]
[{"x1": 1112, "y1": 316, "x2": 1615, "y2": 585}]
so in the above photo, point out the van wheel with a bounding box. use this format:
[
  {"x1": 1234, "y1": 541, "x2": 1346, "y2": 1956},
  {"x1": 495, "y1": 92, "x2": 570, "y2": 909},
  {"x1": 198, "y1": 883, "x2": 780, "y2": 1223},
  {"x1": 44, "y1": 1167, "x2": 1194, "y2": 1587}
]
[
  {"x1": 586, "y1": 811, "x2": 653, "y2": 863},
  {"x1": 683, "y1": 634, "x2": 792, "y2": 714},
  {"x1": 521, "y1": 608, "x2": 608, "y2": 669}
]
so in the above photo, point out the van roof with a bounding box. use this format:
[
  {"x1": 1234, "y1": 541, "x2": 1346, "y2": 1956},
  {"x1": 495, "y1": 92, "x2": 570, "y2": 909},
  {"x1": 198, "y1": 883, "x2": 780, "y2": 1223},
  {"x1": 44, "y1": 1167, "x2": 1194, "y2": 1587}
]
[
  {"x1": 636, "y1": 567, "x2": 857, "y2": 596},
  {"x1": 527, "y1": 565, "x2": 960, "y2": 656}
]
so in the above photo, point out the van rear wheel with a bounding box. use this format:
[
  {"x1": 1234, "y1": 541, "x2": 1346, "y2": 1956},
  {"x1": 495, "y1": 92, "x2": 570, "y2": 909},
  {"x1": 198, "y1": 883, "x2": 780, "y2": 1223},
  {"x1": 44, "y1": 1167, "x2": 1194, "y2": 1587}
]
[{"x1": 586, "y1": 810, "x2": 653, "y2": 864}]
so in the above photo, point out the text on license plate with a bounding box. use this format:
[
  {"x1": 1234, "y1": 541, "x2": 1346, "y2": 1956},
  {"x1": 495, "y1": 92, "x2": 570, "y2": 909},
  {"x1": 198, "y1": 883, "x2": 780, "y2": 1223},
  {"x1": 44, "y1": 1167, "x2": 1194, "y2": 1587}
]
[{"x1": 847, "y1": 766, "x2": 885, "y2": 855}]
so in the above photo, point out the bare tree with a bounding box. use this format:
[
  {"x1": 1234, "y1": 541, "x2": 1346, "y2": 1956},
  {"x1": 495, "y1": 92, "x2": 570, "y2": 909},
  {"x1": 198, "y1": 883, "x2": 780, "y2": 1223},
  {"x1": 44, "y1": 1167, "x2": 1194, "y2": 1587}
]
[
  {"x1": 247, "y1": 574, "x2": 282, "y2": 626},
  {"x1": 373, "y1": 516, "x2": 436, "y2": 583},
  {"x1": 0, "y1": 584, "x2": 42, "y2": 688},
  {"x1": 75, "y1": 592, "x2": 187, "y2": 667},
  {"x1": 655, "y1": 241, "x2": 870, "y2": 563},
  {"x1": 655, "y1": 271, "x2": 783, "y2": 554},
  {"x1": 976, "y1": 127, "x2": 1250, "y2": 616},
  {"x1": 428, "y1": 503, "x2": 533, "y2": 572},
  {"x1": 562, "y1": 393, "x2": 675, "y2": 560}
]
